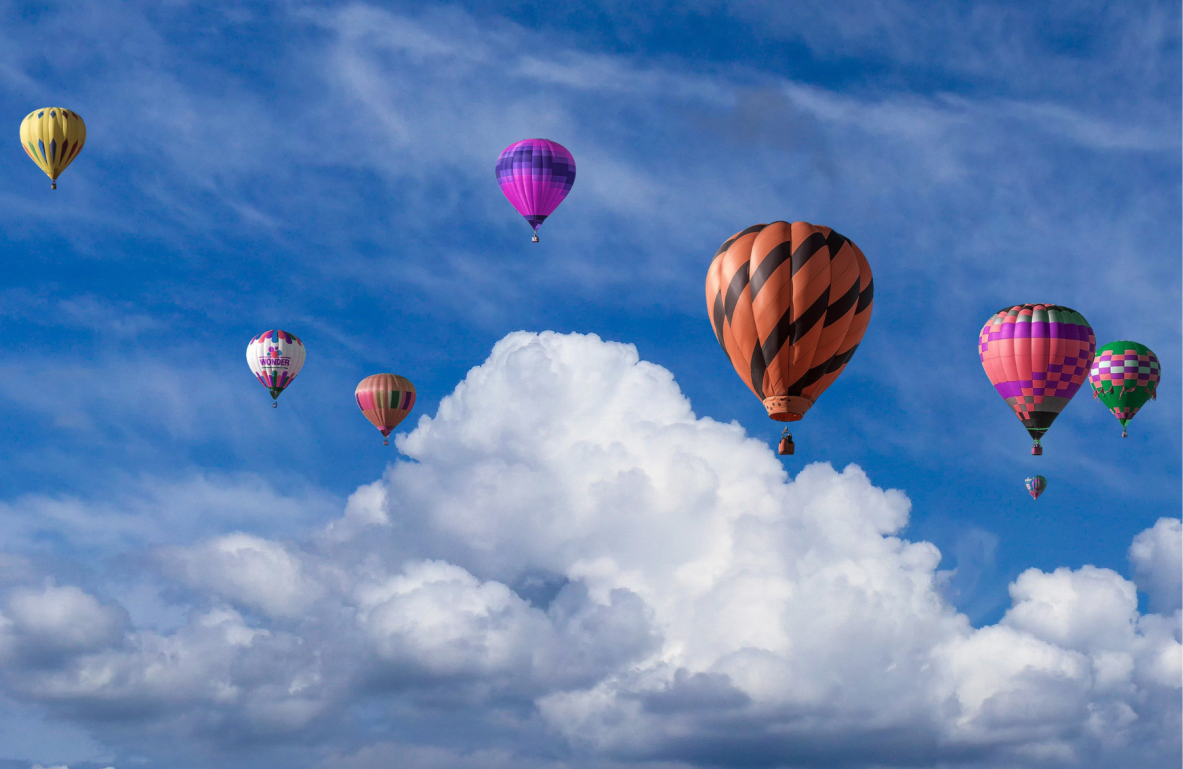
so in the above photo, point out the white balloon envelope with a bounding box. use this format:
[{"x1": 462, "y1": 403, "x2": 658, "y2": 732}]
[{"x1": 246, "y1": 329, "x2": 306, "y2": 406}]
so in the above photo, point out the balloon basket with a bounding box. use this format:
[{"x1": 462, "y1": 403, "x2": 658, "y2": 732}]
[
  {"x1": 51, "y1": 181, "x2": 57, "y2": 190},
  {"x1": 531, "y1": 232, "x2": 539, "y2": 243},
  {"x1": 778, "y1": 428, "x2": 794, "y2": 456},
  {"x1": 1031, "y1": 445, "x2": 1042, "y2": 456},
  {"x1": 382, "y1": 438, "x2": 388, "y2": 446},
  {"x1": 273, "y1": 402, "x2": 278, "y2": 408}
]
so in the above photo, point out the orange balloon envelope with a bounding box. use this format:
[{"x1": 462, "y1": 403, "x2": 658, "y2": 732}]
[
  {"x1": 355, "y1": 374, "x2": 416, "y2": 445},
  {"x1": 706, "y1": 221, "x2": 873, "y2": 426}
]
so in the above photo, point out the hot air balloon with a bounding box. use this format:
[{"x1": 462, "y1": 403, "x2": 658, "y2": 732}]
[
  {"x1": 978, "y1": 304, "x2": 1095, "y2": 455},
  {"x1": 1088, "y1": 341, "x2": 1160, "y2": 437},
  {"x1": 1025, "y1": 475, "x2": 1047, "y2": 501},
  {"x1": 355, "y1": 374, "x2": 416, "y2": 445},
  {"x1": 496, "y1": 139, "x2": 575, "y2": 242},
  {"x1": 246, "y1": 330, "x2": 306, "y2": 407},
  {"x1": 20, "y1": 108, "x2": 86, "y2": 189},
  {"x1": 706, "y1": 222, "x2": 873, "y2": 453}
]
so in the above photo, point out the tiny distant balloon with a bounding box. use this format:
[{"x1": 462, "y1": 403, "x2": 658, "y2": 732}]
[
  {"x1": 355, "y1": 374, "x2": 416, "y2": 445},
  {"x1": 1025, "y1": 475, "x2": 1047, "y2": 501},
  {"x1": 496, "y1": 139, "x2": 575, "y2": 242},
  {"x1": 1088, "y1": 341, "x2": 1160, "y2": 437},
  {"x1": 20, "y1": 107, "x2": 86, "y2": 189},
  {"x1": 978, "y1": 304, "x2": 1095, "y2": 455},
  {"x1": 247, "y1": 330, "x2": 306, "y2": 407}
]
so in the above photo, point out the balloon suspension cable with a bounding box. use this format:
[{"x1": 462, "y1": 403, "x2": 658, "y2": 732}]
[{"x1": 532, "y1": 232, "x2": 539, "y2": 243}]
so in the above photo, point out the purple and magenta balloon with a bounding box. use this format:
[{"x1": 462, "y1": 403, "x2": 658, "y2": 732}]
[{"x1": 496, "y1": 138, "x2": 575, "y2": 242}]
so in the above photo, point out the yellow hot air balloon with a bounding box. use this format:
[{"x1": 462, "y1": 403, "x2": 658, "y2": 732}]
[{"x1": 20, "y1": 107, "x2": 86, "y2": 189}]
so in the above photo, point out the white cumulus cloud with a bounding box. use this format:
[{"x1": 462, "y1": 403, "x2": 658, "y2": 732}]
[
  {"x1": 0, "y1": 331, "x2": 1176, "y2": 769},
  {"x1": 166, "y1": 532, "x2": 324, "y2": 618},
  {"x1": 1130, "y1": 517, "x2": 1182, "y2": 613}
]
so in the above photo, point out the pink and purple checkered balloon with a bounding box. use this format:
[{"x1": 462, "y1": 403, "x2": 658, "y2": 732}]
[
  {"x1": 978, "y1": 304, "x2": 1095, "y2": 455},
  {"x1": 496, "y1": 139, "x2": 575, "y2": 242}
]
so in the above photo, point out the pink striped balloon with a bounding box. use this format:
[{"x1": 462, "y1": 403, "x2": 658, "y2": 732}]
[{"x1": 355, "y1": 374, "x2": 416, "y2": 445}]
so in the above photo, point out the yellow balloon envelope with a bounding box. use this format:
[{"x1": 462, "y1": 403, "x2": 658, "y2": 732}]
[{"x1": 20, "y1": 107, "x2": 86, "y2": 189}]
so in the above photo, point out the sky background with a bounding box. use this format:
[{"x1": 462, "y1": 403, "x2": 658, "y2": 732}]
[{"x1": 0, "y1": 1, "x2": 1179, "y2": 768}]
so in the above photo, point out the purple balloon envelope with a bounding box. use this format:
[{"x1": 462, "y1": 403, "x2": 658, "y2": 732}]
[{"x1": 496, "y1": 138, "x2": 576, "y2": 242}]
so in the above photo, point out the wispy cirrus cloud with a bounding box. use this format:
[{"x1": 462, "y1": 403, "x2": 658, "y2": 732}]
[{"x1": 0, "y1": 0, "x2": 1175, "y2": 519}]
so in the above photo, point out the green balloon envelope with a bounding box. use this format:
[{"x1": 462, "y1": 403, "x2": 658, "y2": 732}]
[{"x1": 1087, "y1": 341, "x2": 1161, "y2": 437}]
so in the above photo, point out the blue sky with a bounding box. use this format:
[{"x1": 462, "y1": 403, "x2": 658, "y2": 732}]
[{"x1": 0, "y1": 2, "x2": 1179, "y2": 768}]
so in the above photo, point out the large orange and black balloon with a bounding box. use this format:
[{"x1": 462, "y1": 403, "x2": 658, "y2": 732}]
[{"x1": 706, "y1": 222, "x2": 873, "y2": 438}]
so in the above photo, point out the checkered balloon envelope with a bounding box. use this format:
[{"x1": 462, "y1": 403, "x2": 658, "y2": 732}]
[
  {"x1": 1088, "y1": 341, "x2": 1160, "y2": 437},
  {"x1": 978, "y1": 304, "x2": 1095, "y2": 455},
  {"x1": 496, "y1": 139, "x2": 575, "y2": 242}
]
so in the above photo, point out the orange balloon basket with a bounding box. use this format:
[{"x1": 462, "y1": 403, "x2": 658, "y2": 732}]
[{"x1": 778, "y1": 427, "x2": 795, "y2": 456}]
